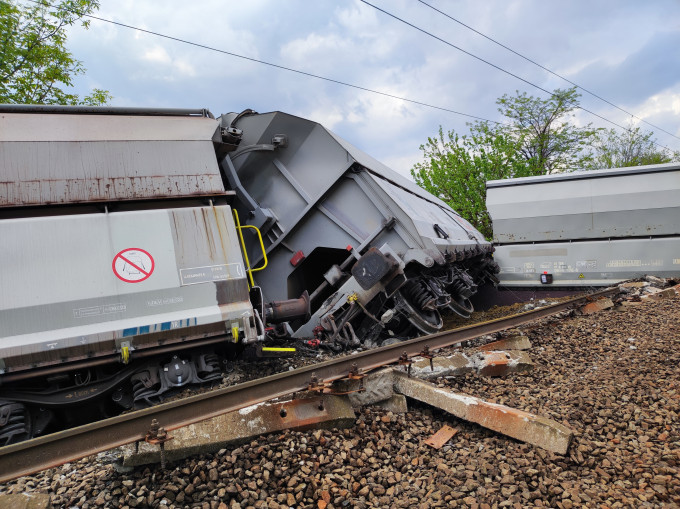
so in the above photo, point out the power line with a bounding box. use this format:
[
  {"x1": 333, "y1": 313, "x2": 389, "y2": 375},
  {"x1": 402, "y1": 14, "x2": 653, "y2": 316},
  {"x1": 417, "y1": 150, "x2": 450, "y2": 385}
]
[
  {"x1": 22, "y1": 0, "x2": 500, "y2": 125},
  {"x1": 360, "y1": 1, "x2": 554, "y2": 97},
  {"x1": 416, "y1": 0, "x2": 680, "y2": 143},
  {"x1": 359, "y1": 0, "x2": 678, "y2": 152}
]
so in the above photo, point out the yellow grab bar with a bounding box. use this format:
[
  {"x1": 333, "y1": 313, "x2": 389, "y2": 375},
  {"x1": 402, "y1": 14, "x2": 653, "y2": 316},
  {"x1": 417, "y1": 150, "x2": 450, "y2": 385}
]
[{"x1": 233, "y1": 209, "x2": 268, "y2": 287}]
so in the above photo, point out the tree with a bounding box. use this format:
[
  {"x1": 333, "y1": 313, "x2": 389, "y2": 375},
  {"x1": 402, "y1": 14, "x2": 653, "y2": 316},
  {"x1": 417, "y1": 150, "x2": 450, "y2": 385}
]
[
  {"x1": 411, "y1": 122, "x2": 535, "y2": 240},
  {"x1": 0, "y1": 0, "x2": 110, "y2": 105},
  {"x1": 587, "y1": 124, "x2": 680, "y2": 169},
  {"x1": 412, "y1": 87, "x2": 602, "y2": 239},
  {"x1": 496, "y1": 87, "x2": 599, "y2": 174}
]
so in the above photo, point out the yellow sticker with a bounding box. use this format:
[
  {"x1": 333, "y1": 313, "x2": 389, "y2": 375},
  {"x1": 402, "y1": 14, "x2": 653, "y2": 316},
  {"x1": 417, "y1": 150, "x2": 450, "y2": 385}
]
[{"x1": 578, "y1": 273, "x2": 585, "y2": 279}]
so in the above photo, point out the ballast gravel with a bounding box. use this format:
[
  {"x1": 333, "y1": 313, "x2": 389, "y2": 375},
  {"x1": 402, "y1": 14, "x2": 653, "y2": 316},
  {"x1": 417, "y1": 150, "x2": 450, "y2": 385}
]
[{"x1": 1, "y1": 292, "x2": 679, "y2": 508}]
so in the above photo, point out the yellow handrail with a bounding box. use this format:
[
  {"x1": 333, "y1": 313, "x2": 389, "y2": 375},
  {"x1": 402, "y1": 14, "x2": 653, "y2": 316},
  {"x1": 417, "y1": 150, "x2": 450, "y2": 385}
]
[
  {"x1": 242, "y1": 224, "x2": 269, "y2": 275},
  {"x1": 232, "y1": 209, "x2": 268, "y2": 287}
]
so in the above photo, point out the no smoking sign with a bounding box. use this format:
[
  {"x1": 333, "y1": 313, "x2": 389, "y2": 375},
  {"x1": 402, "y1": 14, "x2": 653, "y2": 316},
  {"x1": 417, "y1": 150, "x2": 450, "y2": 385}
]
[{"x1": 112, "y1": 248, "x2": 155, "y2": 283}]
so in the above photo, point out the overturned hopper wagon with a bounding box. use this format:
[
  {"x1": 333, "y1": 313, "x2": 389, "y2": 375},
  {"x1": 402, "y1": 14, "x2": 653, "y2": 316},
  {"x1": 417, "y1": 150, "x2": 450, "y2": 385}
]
[{"x1": 487, "y1": 163, "x2": 680, "y2": 287}]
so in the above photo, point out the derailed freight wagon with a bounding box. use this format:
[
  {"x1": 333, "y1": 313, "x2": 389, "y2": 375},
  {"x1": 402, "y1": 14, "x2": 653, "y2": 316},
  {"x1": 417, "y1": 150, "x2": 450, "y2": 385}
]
[
  {"x1": 219, "y1": 110, "x2": 499, "y2": 340},
  {"x1": 0, "y1": 105, "x2": 497, "y2": 443},
  {"x1": 487, "y1": 163, "x2": 680, "y2": 288}
]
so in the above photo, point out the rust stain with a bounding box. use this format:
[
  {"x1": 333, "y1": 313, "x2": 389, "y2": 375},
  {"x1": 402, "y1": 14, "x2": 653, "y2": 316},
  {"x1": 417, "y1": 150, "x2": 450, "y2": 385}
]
[
  {"x1": 170, "y1": 211, "x2": 181, "y2": 244},
  {"x1": 199, "y1": 208, "x2": 216, "y2": 260},
  {"x1": 211, "y1": 206, "x2": 232, "y2": 263},
  {"x1": 477, "y1": 351, "x2": 513, "y2": 377},
  {"x1": 477, "y1": 335, "x2": 530, "y2": 351},
  {"x1": 271, "y1": 398, "x2": 335, "y2": 431},
  {"x1": 0, "y1": 176, "x2": 224, "y2": 207},
  {"x1": 581, "y1": 298, "x2": 614, "y2": 315}
]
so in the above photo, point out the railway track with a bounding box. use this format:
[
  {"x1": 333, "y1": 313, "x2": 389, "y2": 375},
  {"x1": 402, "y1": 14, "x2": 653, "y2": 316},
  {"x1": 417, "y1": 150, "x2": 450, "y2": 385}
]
[{"x1": 0, "y1": 287, "x2": 618, "y2": 483}]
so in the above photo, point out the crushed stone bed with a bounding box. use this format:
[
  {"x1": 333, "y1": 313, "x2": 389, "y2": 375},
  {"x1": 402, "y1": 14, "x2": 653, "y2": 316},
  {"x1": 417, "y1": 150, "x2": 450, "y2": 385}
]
[{"x1": 2, "y1": 294, "x2": 678, "y2": 508}]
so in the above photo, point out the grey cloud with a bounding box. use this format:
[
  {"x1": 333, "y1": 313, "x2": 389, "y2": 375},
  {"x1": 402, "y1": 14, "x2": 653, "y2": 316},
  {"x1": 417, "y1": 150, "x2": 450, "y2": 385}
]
[{"x1": 572, "y1": 31, "x2": 680, "y2": 105}]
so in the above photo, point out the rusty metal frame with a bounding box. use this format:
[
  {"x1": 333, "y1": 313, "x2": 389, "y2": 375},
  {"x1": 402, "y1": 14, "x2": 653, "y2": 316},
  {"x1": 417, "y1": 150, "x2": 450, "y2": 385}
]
[{"x1": 0, "y1": 287, "x2": 618, "y2": 482}]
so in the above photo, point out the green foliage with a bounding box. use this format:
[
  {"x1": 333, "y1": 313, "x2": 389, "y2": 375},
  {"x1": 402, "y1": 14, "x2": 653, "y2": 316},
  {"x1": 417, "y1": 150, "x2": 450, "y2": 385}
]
[
  {"x1": 411, "y1": 122, "x2": 536, "y2": 240},
  {"x1": 496, "y1": 87, "x2": 599, "y2": 173},
  {"x1": 0, "y1": 0, "x2": 110, "y2": 105},
  {"x1": 587, "y1": 124, "x2": 680, "y2": 169}
]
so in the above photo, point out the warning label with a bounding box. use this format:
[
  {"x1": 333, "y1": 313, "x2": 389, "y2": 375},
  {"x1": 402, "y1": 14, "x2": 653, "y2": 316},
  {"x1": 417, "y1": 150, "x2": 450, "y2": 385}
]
[
  {"x1": 179, "y1": 264, "x2": 244, "y2": 286},
  {"x1": 113, "y1": 248, "x2": 155, "y2": 283}
]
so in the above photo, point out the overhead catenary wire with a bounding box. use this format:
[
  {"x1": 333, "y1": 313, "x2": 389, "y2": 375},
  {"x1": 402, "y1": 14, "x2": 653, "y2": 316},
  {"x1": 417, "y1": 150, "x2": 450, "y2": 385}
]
[
  {"x1": 22, "y1": 0, "x2": 500, "y2": 125},
  {"x1": 359, "y1": 0, "x2": 679, "y2": 153},
  {"x1": 415, "y1": 0, "x2": 680, "y2": 143}
]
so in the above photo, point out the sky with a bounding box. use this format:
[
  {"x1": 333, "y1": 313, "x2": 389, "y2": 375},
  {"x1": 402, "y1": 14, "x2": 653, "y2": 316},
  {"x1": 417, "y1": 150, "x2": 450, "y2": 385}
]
[{"x1": 65, "y1": 0, "x2": 680, "y2": 179}]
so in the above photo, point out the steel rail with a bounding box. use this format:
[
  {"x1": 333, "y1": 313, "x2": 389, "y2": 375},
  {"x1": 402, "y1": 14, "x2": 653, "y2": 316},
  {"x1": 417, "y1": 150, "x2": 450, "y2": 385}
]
[{"x1": 0, "y1": 287, "x2": 618, "y2": 482}]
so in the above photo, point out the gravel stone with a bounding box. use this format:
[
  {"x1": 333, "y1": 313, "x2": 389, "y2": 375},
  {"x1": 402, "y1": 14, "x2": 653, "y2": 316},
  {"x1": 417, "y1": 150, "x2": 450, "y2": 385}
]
[{"x1": 2, "y1": 290, "x2": 679, "y2": 508}]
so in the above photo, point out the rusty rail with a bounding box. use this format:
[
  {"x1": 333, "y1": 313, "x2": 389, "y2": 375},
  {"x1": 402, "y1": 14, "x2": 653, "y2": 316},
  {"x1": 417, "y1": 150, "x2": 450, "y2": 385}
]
[{"x1": 0, "y1": 287, "x2": 618, "y2": 482}]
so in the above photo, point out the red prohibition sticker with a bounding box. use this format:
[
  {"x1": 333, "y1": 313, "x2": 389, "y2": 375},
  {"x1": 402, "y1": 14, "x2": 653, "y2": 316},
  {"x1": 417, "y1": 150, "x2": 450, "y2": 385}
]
[{"x1": 112, "y1": 248, "x2": 155, "y2": 283}]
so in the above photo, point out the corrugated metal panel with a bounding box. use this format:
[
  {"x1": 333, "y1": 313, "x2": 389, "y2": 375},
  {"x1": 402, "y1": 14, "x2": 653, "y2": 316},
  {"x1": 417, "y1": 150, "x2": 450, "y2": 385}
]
[{"x1": 0, "y1": 113, "x2": 225, "y2": 207}]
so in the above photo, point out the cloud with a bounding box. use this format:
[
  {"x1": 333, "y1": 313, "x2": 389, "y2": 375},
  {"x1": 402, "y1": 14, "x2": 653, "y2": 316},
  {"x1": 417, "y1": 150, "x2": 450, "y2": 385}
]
[
  {"x1": 572, "y1": 31, "x2": 680, "y2": 105},
  {"x1": 638, "y1": 90, "x2": 680, "y2": 120},
  {"x1": 142, "y1": 46, "x2": 171, "y2": 64},
  {"x1": 130, "y1": 44, "x2": 195, "y2": 80}
]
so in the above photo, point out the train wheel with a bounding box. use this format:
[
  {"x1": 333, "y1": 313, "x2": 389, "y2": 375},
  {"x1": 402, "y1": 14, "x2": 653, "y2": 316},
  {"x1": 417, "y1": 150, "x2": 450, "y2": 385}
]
[
  {"x1": 448, "y1": 297, "x2": 474, "y2": 318},
  {"x1": 394, "y1": 291, "x2": 442, "y2": 335},
  {"x1": 0, "y1": 401, "x2": 32, "y2": 446}
]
